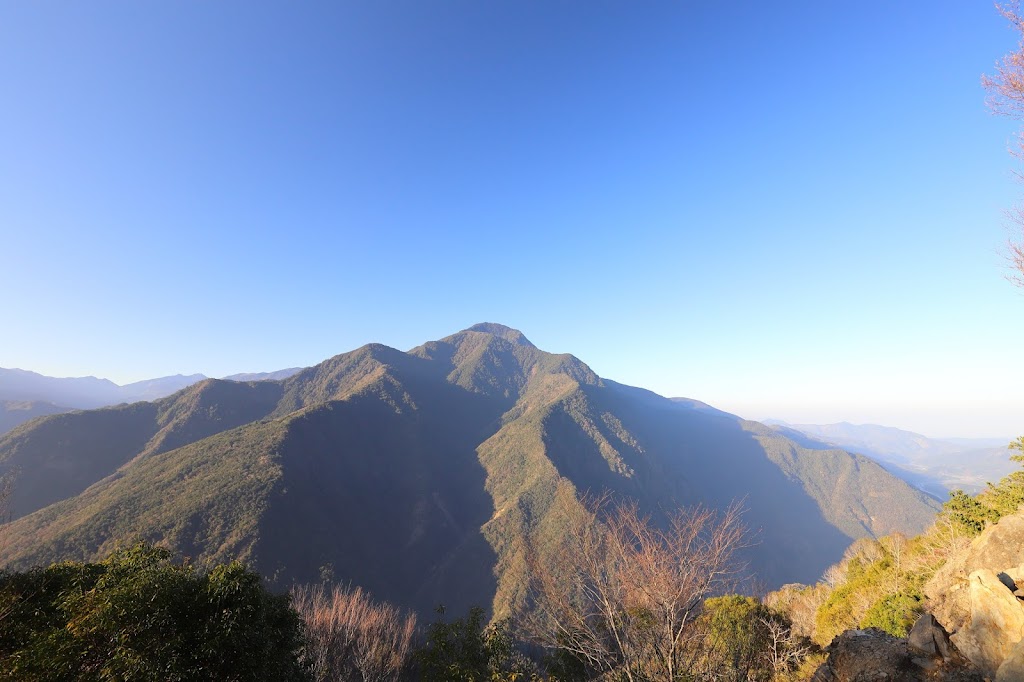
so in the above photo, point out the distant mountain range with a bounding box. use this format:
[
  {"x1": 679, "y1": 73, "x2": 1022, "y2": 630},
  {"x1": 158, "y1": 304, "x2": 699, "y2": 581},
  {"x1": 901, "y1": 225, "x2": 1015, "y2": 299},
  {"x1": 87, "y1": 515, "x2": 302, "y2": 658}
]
[
  {"x1": 221, "y1": 368, "x2": 305, "y2": 382},
  {"x1": 0, "y1": 324, "x2": 940, "y2": 619},
  {"x1": 0, "y1": 367, "x2": 303, "y2": 435},
  {"x1": 765, "y1": 420, "x2": 1016, "y2": 496},
  {"x1": 0, "y1": 400, "x2": 68, "y2": 435}
]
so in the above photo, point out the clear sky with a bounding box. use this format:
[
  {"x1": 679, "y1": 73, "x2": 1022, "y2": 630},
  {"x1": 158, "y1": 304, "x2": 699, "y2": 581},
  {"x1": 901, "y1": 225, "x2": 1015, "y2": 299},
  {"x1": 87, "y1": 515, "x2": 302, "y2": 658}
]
[{"x1": 2, "y1": 1, "x2": 1023, "y2": 439}]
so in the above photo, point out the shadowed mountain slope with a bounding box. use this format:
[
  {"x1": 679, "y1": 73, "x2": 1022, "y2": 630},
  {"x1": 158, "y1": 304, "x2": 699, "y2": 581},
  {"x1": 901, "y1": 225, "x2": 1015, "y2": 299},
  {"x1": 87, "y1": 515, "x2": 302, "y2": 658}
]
[
  {"x1": 0, "y1": 379, "x2": 283, "y2": 519},
  {"x1": 0, "y1": 400, "x2": 69, "y2": 436},
  {"x1": 0, "y1": 324, "x2": 940, "y2": 618}
]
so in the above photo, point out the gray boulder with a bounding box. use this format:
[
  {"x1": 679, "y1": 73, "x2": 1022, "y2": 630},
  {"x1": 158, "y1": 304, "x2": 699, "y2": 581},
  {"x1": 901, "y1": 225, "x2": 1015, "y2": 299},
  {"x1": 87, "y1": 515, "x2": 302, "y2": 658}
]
[
  {"x1": 908, "y1": 613, "x2": 958, "y2": 663},
  {"x1": 811, "y1": 628, "x2": 982, "y2": 682}
]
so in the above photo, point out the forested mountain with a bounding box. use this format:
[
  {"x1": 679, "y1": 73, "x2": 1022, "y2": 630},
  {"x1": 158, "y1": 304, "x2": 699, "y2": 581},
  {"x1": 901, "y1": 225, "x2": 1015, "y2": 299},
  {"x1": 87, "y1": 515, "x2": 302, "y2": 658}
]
[
  {"x1": 768, "y1": 420, "x2": 1016, "y2": 496},
  {"x1": 0, "y1": 324, "x2": 940, "y2": 618},
  {"x1": 0, "y1": 400, "x2": 69, "y2": 436}
]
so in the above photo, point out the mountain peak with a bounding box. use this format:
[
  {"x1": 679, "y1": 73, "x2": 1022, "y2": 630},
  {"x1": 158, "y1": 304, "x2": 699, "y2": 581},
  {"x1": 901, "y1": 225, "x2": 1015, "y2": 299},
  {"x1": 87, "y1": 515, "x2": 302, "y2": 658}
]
[{"x1": 463, "y1": 323, "x2": 535, "y2": 347}]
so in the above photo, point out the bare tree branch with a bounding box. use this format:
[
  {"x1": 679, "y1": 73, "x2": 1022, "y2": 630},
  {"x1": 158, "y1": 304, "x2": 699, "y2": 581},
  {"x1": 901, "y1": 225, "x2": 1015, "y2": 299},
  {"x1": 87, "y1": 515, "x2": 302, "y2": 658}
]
[
  {"x1": 291, "y1": 583, "x2": 416, "y2": 682},
  {"x1": 985, "y1": 1, "x2": 1024, "y2": 286},
  {"x1": 523, "y1": 492, "x2": 747, "y2": 681}
]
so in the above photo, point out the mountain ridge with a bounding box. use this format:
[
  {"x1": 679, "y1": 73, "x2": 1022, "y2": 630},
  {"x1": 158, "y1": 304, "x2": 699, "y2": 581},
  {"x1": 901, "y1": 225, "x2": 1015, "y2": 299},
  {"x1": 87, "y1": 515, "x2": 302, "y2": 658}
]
[
  {"x1": 0, "y1": 324, "x2": 941, "y2": 619},
  {"x1": 768, "y1": 420, "x2": 1017, "y2": 496}
]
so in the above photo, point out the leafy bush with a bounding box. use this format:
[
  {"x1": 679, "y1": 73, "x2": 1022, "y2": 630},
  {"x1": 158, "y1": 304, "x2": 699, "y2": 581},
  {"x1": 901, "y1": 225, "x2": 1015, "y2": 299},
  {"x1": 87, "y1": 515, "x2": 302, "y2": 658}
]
[
  {"x1": 700, "y1": 595, "x2": 811, "y2": 682},
  {"x1": 0, "y1": 543, "x2": 307, "y2": 681},
  {"x1": 943, "y1": 489, "x2": 999, "y2": 535},
  {"x1": 415, "y1": 606, "x2": 538, "y2": 682},
  {"x1": 702, "y1": 595, "x2": 777, "y2": 681},
  {"x1": 861, "y1": 592, "x2": 922, "y2": 637},
  {"x1": 941, "y1": 439, "x2": 1024, "y2": 535}
]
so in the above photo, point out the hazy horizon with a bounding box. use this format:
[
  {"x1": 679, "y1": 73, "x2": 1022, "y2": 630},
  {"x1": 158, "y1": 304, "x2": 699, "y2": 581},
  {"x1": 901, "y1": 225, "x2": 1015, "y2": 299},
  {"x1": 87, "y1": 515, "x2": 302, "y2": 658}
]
[
  {"x1": 4, "y1": 327, "x2": 1018, "y2": 440},
  {"x1": 2, "y1": 2, "x2": 1022, "y2": 441}
]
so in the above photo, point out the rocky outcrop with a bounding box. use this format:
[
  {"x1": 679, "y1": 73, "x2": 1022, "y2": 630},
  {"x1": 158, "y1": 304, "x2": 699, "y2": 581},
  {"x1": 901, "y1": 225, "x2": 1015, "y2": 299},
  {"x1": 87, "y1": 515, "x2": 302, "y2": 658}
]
[
  {"x1": 908, "y1": 613, "x2": 958, "y2": 662},
  {"x1": 925, "y1": 511, "x2": 1024, "y2": 678},
  {"x1": 811, "y1": 510, "x2": 1024, "y2": 680},
  {"x1": 811, "y1": 627, "x2": 982, "y2": 682},
  {"x1": 1000, "y1": 639, "x2": 1024, "y2": 682},
  {"x1": 949, "y1": 569, "x2": 1024, "y2": 678}
]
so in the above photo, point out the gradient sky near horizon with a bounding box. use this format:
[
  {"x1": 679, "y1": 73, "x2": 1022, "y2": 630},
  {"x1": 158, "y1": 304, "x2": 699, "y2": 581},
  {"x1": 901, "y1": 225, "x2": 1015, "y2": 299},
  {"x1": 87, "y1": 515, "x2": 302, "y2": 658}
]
[{"x1": 2, "y1": 1, "x2": 1023, "y2": 438}]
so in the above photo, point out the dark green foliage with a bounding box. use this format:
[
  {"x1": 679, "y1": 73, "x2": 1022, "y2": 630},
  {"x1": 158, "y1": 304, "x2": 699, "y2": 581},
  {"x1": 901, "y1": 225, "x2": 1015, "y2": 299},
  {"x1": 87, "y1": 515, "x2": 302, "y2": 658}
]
[
  {"x1": 861, "y1": 592, "x2": 922, "y2": 637},
  {"x1": 415, "y1": 606, "x2": 537, "y2": 681},
  {"x1": 815, "y1": 553, "x2": 891, "y2": 646},
  {"x1": 540, "y1": 645, "x2": 590, "y2": 682},
  {"x1": 705, "y1": 596, "x2": 772, "y2": 675},
  {"x1": 942, "y1": 489, "x2": 997, "y2": 535},
  {"x1": 940, "y1": 440, "x2": 1024, "y2": 536},
  {"x1": 0, "y1": 543, "x2": 308, "y2": 681},
  {"x1": 0, "y1": 418, "x2": 288, "y2": 571},
  {"x1": 701, "y1": 596, "x2": 801, "y2": 682}
]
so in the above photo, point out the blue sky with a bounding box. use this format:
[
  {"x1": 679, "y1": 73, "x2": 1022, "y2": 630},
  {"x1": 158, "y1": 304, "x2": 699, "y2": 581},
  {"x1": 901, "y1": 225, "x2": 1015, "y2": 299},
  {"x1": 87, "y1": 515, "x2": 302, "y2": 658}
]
[{"x1": 1, "y1": 1, "x2": 1023, "y2": 438}]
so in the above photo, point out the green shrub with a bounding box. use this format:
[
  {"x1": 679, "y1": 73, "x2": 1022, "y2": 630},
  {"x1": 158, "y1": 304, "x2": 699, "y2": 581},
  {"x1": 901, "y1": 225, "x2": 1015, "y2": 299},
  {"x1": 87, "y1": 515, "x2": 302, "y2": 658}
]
[
  {"x1": 861, "y1": 592, "x2": 922, "y2": 637},
  {"x1": 941, "y1": 440, "x2": 1024, "y2": 535},
  {"x1": 942, "y1": 489, "x2": 997, "y2": 535},
  {"x1": 701, "y1": 595, "x2": 807, "y2": 682},
  {"x1": 0, "y1": 543, "x2": 308, "y2": 681},
  {"x1": 415, "y1": 606, "x2": 538, "y2": 682}
]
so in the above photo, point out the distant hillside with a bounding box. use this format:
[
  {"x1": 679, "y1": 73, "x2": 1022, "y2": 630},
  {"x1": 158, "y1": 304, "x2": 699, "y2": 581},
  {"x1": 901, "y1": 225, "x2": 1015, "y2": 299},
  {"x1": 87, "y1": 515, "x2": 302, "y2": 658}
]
[
  {"x1": 0, "y1": 367, "x2": 206, "y2": 410},
  {"x1": 0, "y1": 324, "x2": 940, "y2": 619},
  {"x1": 222, "y1": 368, "x2": 304, "y2": 382},
  {"x1": 769, "y1": 420, "x2": 1016, "y2": 496},
  {"x1": 0, "y1": 367, "x2": 305, "y2": 435},
  {"x1": 0, "y1": 368, "x2": 124, "y2": 408},
  {"x1": 118, "y1": 374, "x2": 208, "y2": 402},
  {"x1": 0, "y1": 400, "x2": 70, "y2": 435}
]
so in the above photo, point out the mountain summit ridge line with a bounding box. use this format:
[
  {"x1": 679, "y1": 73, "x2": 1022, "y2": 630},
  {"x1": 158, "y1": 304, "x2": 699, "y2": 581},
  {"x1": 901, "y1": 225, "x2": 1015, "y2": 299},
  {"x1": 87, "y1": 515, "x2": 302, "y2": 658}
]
[{"x1": 0, "y1": 323, "x2": 941, "y2": 618}]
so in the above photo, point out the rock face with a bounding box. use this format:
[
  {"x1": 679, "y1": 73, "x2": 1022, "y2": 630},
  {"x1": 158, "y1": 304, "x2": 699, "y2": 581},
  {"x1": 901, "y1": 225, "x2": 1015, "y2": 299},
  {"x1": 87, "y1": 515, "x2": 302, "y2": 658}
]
[
  {"x1": 811, "y1": 628, "x2": 982, "y2": 682},
  {"x1": 927, "y1": 513, "x2": 1024, "y2": 628},
  {"x1": 998, "y1": 639, "x2": 1024, "y2": 682},
  {"x1": 949, "y1": 569, "x2": 1024, "y2": 677},
  {"x1": 925, "y1": 511, "x2": 1024, "y2": 678},
  {"x1": 908, "y1": 613, "x2": 957, "y2": 662}
]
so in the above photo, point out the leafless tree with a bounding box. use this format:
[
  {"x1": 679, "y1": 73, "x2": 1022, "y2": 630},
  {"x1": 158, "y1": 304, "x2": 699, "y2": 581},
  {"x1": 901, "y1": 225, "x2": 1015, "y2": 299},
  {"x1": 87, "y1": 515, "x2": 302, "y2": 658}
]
[
  {"x1": 841, "y1": 537, "x2": 884, "y2": 565},
  {"x1": 763, "y1": 586, "x2": 816, "y2": 642},
  {"x1": 291, "y1": 583, "x2": 417, "y2": 682},
  {"x1": 918, "y1": 513, "x2": 971, "y2": 568},
  {"x1": 524, "y1": 492, "x2": 747, "y2": 682},
  {"x1": 984, "y1": 1, "x2": 1024, "y2": 285},
  {"x1": 820, "y1": 563, "x2": 847, "y2": 590},
  {"x1": 879, "y1": 533, "x2": 908, "y2": 594},
  {"x1": 759, "y1": 615, "x2": 812, "y2": 679}
]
